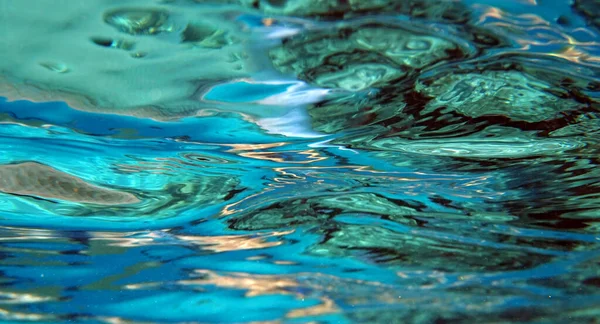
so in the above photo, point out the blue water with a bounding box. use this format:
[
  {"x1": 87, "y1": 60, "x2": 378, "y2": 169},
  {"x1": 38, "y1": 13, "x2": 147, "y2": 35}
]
[{"x1": 1, "y1": 0, "x2": 600, "y2": 323}]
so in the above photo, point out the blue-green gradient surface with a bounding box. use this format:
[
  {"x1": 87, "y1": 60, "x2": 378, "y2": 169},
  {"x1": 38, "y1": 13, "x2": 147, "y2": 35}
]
[{"x1": 0, "y1": 0, "x2": 599, "y2": 322}]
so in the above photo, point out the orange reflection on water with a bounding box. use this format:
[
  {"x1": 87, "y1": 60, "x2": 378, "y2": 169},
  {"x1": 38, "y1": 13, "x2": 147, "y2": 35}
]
[
  {"x1": 513, "y1": 14, "x2": 548, "y2": 26},
  {"x1": 0, "y1": 308, "x2": 50, "y2": 321},
  {"x1": 548, "y1": 46, "x2": 600, "y2": 64},
  {"x1": 98, "y1": 316, "x2": 154, "y2": 324},
  {"x1": 219, "y1": 166, "x2": 307, "y2": 216},
  {"x1": 179, "y1": 271, "x2": 341, "y2": 318},
  {"x1": 262, "y1": 18, "x2": 275, "y2": 27},
  {"x1": 0, "y1": 291, "x2": 54, "y2": 304},
  {"x1": 238, "y1": 149, "x2": 327, "y2": 164},
  {"x1": 286, "y1": 297, "x2": 339, "y2": 319},
  {"x1": 273, "y1": 165, "x2": 475, "y2": 182},
  {"x1": 179, "y1": 270, "x2": 299, "y2": 297},
  {"x1": 90, "y1": 229, "x2": 292, "y2": 253},
  {"x1": 225, "y1": 142, "x2": 288, "y2": 152},
  {"x1": 220, "y1": 186, "x2": 276, "y2": 216},
  {"x1": 474, "y1": 5, "x2": 504, "y2": 24},
  {"x1": 176, "y1": 230, "x2": 293, "y2": 253},
  {"x1": 90, "y1": 231, "x2": 157, "y2": 248},
  {"x1": 475, "y1": 5, "x2": 547, "y2": 25}
]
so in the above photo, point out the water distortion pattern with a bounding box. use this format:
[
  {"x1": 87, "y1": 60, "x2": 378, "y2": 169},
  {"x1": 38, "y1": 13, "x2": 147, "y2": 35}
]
[{"x1": 0, "y1": 0, "x2": 599, "y2": 322}]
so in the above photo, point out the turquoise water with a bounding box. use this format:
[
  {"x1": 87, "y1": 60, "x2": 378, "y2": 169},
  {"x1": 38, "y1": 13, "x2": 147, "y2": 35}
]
[{"x1": 0, "y1": 0, "x2": 599, "y2": 322}]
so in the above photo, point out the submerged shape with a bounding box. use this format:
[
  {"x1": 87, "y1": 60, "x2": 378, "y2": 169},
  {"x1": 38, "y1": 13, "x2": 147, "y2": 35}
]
[
  {"x1": 63, "y1": 174, "x2": 241, "y2": 218},
  {"x1": 0, "y1": 162, "x2": 139, "y2": 206},
  {"x1": 103, "y1": 8, "x2": 170, "y2": 35},
  {"x1": 418, "y1": 70, "x2": 582, "y2": 122},
  {"x1": 269, "y1": 23, "x2": 463, "y2": 91}
]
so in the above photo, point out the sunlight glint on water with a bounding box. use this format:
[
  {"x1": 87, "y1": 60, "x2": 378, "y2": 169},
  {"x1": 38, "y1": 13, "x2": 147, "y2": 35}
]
[{"x1": 0, "y1": 0, "x2": 599, "y2": 322}]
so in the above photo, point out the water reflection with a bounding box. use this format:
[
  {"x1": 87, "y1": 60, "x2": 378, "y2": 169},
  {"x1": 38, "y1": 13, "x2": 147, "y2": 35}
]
[{"x1": 0, "y1": 0, "x2": 599, "y2": 322}]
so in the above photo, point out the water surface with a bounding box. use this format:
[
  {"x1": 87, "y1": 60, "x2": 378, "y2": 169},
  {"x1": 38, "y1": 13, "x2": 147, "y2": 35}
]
[{"x1": 0, "y1": 0, "x2": 599, "y2": 322}]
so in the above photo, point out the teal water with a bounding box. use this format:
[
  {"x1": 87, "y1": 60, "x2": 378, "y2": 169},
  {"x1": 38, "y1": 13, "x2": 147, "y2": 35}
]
[{"x1": 0, "y1": 0, "x2": 599, "y2": 322}]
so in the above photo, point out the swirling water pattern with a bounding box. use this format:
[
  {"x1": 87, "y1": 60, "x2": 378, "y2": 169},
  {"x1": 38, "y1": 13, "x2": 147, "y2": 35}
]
[{"x1": 0, "y1": 0, "x2": 599, "y2": 322}]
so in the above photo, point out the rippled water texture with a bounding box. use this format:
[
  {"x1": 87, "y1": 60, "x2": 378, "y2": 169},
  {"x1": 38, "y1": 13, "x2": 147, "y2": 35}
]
[{"x1": 0, "y1": 0, "x2": 599, "y2": 322}]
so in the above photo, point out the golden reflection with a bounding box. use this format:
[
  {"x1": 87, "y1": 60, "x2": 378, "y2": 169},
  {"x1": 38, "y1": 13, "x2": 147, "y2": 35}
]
[
  {"x1": 0, "y1": 308, "x2": 50, "y2": 321},
  {"x1": 98, "y1": 316, "x2": 154, "y2": 324},
  {"x1": 475, "y1": 5, "x2": 547, "y2": 26},
  {"x1": 225, "y1": 142, "x2": 288, "y2": 152},
  {"x1": 286, "y1": 297, "x2": 340, "y2": 318},
  {"x1": 273, "y1": 168, "x2": 305, "y2": 180},
  {"x1": 566, "y1": 38, "x2": 600, "y2": 48},
  {"x1": 220, "y1": 187, "x2": 276, "y2": 216},
  {"x1": 262, "y1": 18, "x2": 275, "y2": 27},
  {"x1": 273, "y1": 166, "x2": 478, "y2": 182},
  {"x1": 177, "y1": 270, "x2": 367, "y2": 318},
  {"x1": 220, "y1": 165, "x2": 493, "y2": 214},
  {"x1": 159, "y1": 137, "x2": 289, "y2": 153},
  {"x1": 0, "y1": 119, "x2": 44, "y2": 129},
  {"x1": 515, "y1": 14, "x2": 549, "y2": 26},
  {"x1": 238, "y1": 149, "x2": 327, "y2": 164},
  {"x1": 90, "y1": 231, "x2": 157, "y2": 248},
  {"x1": 131, "y1": 269, "x2": 402, "y2": 315},
  {"x1": 474, "y1": 5, "x2": 505, "y2": 24},
  {"x1": 548, "y1": 46, "x2": 600, "y2": 64},
  {"x1": 176, "y1": 230, "x2": 293, "y2": 253},
  {"x1": 513, "y1": 32, "x2": 600, "y2": 48},
  {"x1": 474, "y1": 5, "x2": 600, "y2": 52},
  {"x1": 90, "y1": 230, "x2": 292, "y2": 253},
  {"x1": 178, "y1": 270, "x2": 299, "y2": 297},
  {"x1": 0, "y1": 291, "x2": 53, "y2": 304}
]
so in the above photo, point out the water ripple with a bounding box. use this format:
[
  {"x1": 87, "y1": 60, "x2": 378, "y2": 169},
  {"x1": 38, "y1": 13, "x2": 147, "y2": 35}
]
[{"x1": 0, "y1": 0, "x2": 599, "y2": 322}]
